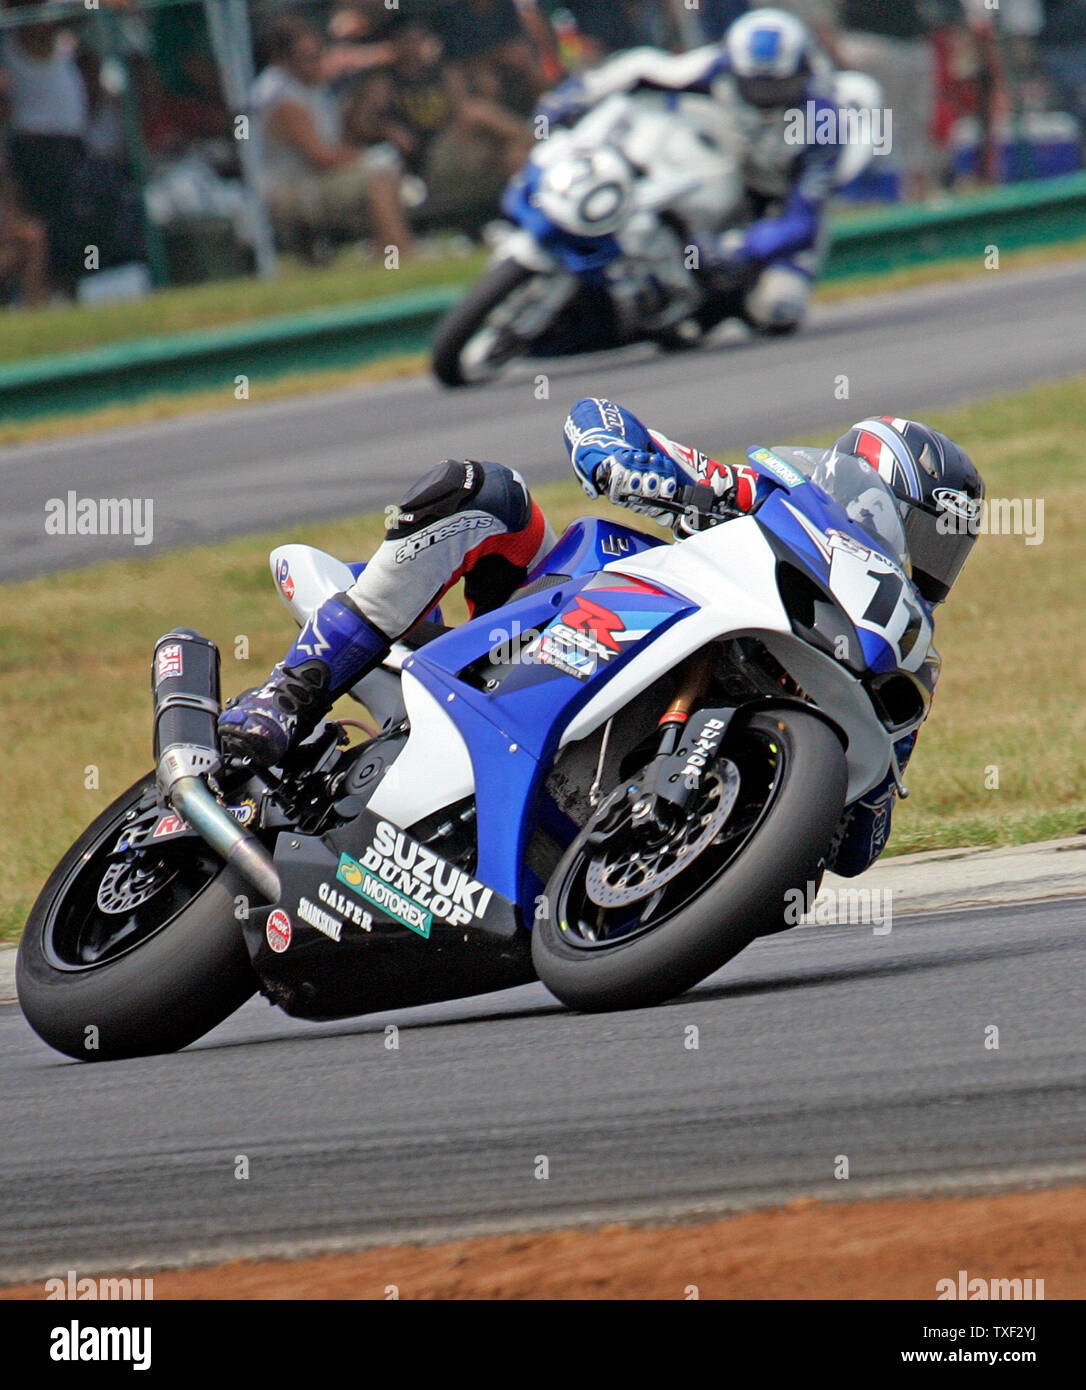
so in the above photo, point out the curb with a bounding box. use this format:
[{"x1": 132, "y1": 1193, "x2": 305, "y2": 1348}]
[
  {"x1": 805, "y1": 834, "x2": 1086, "y2": 925},
  {"x1": 0, "y1": 286, "x2": 462, "y2": 422},
  {"x1": 4, "y1": 836, "x2": 1084, "y2": 1007}
]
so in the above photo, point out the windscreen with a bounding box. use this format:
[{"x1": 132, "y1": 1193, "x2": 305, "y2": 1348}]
[{"x1": 802, "y1": 448, "x2": 912, "y2": 572}]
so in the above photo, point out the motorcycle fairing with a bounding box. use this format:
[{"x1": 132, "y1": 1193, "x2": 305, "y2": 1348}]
[
  {"x1": 243, "y1": 826, "x2": 533, "y2": 1022},
  {"x1": 523, "y1": 515, "x2": 664, "y2": 584},
  {"x1": 502, "y1": 164, "x2": 623, "y2": 276},
  {"x1": 736, "y1": 451, "x2": 933, "y2": 679},
  {"x1": 756, "y1": 487, "x2": 932, "y2": 678},
  {"x1": 398, "y1": 567, "x2": 698, "y2": 911},
  {"x1": 594, "y1": 491, "x2": 934, "y2": 805},
  {"x1": 241, "y1": 561, "x2": 695, "y2": 1014}
]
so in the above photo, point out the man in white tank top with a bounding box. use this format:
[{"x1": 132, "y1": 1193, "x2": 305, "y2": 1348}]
[
  {"x1": 1, "y1": 7, "x2": 89, "y2": 290},
  {"x1": 252, "y1": 15, "x2": 412, "y2": 258}
]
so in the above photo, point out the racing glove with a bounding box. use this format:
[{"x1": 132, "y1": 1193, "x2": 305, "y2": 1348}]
[{"x1": 564, "y1": 397, "x2": 757, "y2": 531}]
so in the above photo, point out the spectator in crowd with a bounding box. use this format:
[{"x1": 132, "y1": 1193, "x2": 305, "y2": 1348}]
[
  {"x1": 143, "y1": 0, "x2": 231, "y2": 151},
  {"x1": 1, "y1": 1, "x2": 90, "y2": 291},
  {"x1": 1038, "y1": 0, "x2": 1086, "y2": 125},
  {"x1": 252, "y1": 14, "x2": 412, "y2": 258},
  {"x1": 328, "y1": 0, "x2": 401, "y2": 46},
  {"x1": 345, "y1": 14, "x2": 533, "y2": 233},
  {"x1": 831, "y1": 1, "x2": 967, "y2": 199},
  {"x1": 1, "y1": 0, "x2": 144, "y2": 293},
  {"x1": 0, "y1": 146, "x2": 47, "y2": 305},
  {"x1": 431, "y1": 0, "x2": 547, "y2": 116}
]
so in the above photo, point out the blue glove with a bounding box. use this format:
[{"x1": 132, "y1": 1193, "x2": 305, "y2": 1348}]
[
  {"x1": 600, "y1": 447, "x2": 681, "y2": 513},
  {"x1": 536, "y1": 78, "x2": 589, "y2": 131},
  {"x1": 563, "y1": 397, "x2": 684, "y2": 522},
  {"x1": 564, "y1": 397, "x2": 660, "y2": 494}
]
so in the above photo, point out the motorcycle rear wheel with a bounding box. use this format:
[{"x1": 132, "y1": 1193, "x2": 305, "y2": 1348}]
[{"x1": 17, "y1": 774, "x2": 258, "y2": 1062}]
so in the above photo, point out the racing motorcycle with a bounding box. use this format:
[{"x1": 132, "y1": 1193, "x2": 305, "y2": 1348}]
[
  {"x1": 431, "y1": 73, "x2": 880, "y2": 387},
  {"x1": 18, "y1": 443, "x2": 933, "y2": 1061}
]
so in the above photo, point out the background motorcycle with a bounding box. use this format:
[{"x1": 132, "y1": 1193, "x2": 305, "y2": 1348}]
[
  {"x1": 431, "y1": 73, "x2": 881, "y2": 387},
  {"x1": 17, "y1": 443, "x2": 930, "y2": 1060}
]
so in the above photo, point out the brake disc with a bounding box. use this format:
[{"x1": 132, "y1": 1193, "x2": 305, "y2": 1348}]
[
  {"x1": 96, "y1": 858, "x2": 178, "y2": 915},
  {"x1": 584, "y1": 760, "x2": 740, "y2": 908}
]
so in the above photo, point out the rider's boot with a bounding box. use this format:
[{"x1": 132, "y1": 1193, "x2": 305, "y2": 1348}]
[
  {"x1": 826, "y1": 731, "x2": 917, "y2": 878},
  {"x1": 218, "y1": 592, "x2": 390, "y2": 768}
]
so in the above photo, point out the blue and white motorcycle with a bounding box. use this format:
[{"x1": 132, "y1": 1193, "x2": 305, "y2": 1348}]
[
  {"x1": 431, "y1": 75, "x2": 880, "y2": 387},
  {"x1": 18, "y1": 446, "x2": 933, "y2": 1060}
]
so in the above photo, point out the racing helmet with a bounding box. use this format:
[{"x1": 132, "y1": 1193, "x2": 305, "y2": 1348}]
[
  {"x1": 723, "y1": 7, "x2": 814, "y2": 109},
  {"x1": 830, "y1": 418, "x2": 986, "y2": 604}
]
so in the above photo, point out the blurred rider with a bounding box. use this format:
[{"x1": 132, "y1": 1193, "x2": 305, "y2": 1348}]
[
  {"x1": 536, "y1": 7, "x2": 841, "y2": 334},
  {"x1": 219, "y1": 399, "x2": 983, "y2": 879}
]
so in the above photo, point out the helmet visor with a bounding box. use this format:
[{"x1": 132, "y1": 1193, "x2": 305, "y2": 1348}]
[
  {"x1": 736, "y1": 73, "x2": 809, "y2": 109},
  {"x1": 900, "y1": 502, "x2": 978, "y2": 603}
]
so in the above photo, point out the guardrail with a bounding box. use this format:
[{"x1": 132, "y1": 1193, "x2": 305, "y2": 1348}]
[
  {"x1": 824, "y1": 170, "x2": 1086, "y2": 279},
  {"x1": 2, "y1": 172, "x2": 1084, "y2": 423}
]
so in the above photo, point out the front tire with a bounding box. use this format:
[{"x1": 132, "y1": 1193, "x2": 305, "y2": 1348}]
[
  {"x1": 431, "y1": 258, "x2": 539, "y2": 387},
  {"x1": 17, "y1": 774, "x2": 258, "y2": 1062},
  {"x1": 532, "y1": 707, "x2": 847, "y2": 1012}
]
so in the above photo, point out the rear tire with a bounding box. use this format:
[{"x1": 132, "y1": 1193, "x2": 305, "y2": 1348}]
[
  {"x1": 532, "y1": 707, "x2": 847, "y2": 1012},
  {"x1": 431, "y1": 258, "x2": 537, "y2": 387},
  {"x1": 17, "y1": 774, "x2": 258, "y2": 1062}
]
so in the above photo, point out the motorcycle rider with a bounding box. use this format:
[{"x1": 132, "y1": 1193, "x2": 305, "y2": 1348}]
[
  {"x1": 535, "y1": 7, "x2": 842, "y2": 334},
  {"x1": 219, "y1": 398, "x2": 983, "y2": 878}
]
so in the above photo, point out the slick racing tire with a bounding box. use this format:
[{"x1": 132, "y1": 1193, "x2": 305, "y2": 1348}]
[
  {"x1": 532, "y1": 707, "x2": 847, "y2": 1013},
  {"x1": 17, "y1": 774, "x2": 258, "y2": 1062},
  {"x1": 431, "y1": 258, "x2": 538, "y2": 387}
]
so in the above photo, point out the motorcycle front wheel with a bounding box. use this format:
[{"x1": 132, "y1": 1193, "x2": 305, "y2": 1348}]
[
  {"x1": 431, "y1": 258, "x2": 575, "y2": 387},
  {"x1": 531, "y1": 707, "x2": 847, "y2": 1012}
]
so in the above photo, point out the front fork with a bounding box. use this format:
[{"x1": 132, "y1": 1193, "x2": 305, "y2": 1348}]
[{"x1": 588, "y1": 652, "x2": 727, "y2": 846}]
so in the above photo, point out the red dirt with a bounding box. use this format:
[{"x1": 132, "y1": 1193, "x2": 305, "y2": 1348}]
[{"x1": 3, "y1": 1184, "x2": 1083, "y2": 1300}]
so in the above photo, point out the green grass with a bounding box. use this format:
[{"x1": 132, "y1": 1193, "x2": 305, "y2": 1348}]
[
  {"x1": 0, "y1": 246, "x2": 486, "y2": 367},
  {"x1": 2, "y1": 374, "x2": 1084, "y2": 941}
]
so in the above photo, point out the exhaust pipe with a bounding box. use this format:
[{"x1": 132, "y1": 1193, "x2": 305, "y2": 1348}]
[
  {"x1": 168, "y1": 775, "x2": 281, "y2": 903},
  {"x1": 152, "y1": 629, "x2": 281, "y2": 904}
]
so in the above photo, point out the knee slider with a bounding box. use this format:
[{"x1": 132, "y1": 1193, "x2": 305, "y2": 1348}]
[
  {"x1": 473, "y1": 462, "x2": 532, "y2": 533},
  {"x1": 390, "y1": 459, "x2": 483, "y2": 536}
]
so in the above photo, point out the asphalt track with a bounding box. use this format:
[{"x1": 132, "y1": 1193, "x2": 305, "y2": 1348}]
[
  {"x1": 3, "y1": 898, "x2": 1084, "y2": 1280},
  {"x1": 3, "y1": 258, "x2": 1086, "y2": 582}
]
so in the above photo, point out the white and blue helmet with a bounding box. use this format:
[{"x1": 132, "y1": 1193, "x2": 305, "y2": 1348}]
[{"x1": 724, "y1": 7, "x2": 815, "y2": 108}]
